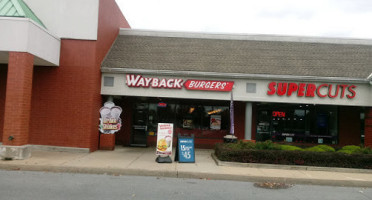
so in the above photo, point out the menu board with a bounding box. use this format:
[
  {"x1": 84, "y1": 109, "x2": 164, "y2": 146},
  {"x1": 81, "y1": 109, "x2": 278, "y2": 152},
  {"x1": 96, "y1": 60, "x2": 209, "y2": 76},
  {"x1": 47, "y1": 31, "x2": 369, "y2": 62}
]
[
  {"x1": 156, "y1": 123, "x2": 173, "y2": 156},
  {"x1": 178, "y1": 136, "x2": 195, "y2": 163}
]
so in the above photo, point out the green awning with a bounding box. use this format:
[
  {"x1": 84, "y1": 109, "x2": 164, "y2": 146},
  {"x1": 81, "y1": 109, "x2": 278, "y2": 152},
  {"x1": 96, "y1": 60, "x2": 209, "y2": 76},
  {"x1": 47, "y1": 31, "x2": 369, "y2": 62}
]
[{"x1": 0, "y1": 0, "x2": 46, "y2": 28}]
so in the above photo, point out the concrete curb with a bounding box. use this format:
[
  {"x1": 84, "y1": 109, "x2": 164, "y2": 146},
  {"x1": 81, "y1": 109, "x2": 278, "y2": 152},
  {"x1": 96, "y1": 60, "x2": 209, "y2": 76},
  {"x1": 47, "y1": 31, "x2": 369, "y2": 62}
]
[
  {"x1": 1, "y1": 161, "x2": 372, "y2": 188},
  {"x1": 2, "y1": 163, "x2": 372, "y2": 188},
  {"x1": 212, "y1": 153, "x2": 372, "y2": 174},
  {"x1": 177, "y1": 171, "x2": 372, "y2": 188},
  {"x1": 0, "y1": 163, "x2": 178, "y2": 178}
]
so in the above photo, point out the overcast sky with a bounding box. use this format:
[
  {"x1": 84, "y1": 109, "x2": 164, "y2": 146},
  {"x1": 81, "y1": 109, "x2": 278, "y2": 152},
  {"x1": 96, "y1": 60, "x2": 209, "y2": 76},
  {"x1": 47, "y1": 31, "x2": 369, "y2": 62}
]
[{"x1": 116, "y1": 0, "x2": 372, "y2": 39}]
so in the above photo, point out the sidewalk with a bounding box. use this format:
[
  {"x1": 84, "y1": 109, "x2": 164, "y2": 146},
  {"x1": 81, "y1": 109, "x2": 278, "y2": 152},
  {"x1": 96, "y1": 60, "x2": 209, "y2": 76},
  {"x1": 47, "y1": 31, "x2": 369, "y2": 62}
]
[{"x1": 1, "y1": 146, "x2": 372, "y2": 187}]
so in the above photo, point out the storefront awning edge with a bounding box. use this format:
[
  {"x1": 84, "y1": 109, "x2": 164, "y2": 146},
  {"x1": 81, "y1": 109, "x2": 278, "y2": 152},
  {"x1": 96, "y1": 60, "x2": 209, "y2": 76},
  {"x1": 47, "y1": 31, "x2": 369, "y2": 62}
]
[{"x1": 101, "y1": 67, "x2": 370, "y2": 84}]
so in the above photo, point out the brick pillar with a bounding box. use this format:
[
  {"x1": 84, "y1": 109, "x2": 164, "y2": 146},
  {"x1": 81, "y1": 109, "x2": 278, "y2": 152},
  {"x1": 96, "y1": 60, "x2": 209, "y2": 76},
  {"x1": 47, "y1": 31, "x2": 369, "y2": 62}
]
[
  {"x1": 2, "y1": 52, "x2": 34, "y2": 147},
  {"x1": 364, "y1": 107, "x2": 372, "y2": 147}
]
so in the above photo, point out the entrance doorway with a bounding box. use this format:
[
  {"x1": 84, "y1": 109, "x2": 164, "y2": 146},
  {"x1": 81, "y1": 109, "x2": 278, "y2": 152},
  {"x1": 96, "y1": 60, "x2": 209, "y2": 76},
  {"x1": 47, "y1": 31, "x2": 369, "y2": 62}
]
[{"x1": 131, "y1": 103, "x2": 148, "y2": 146}]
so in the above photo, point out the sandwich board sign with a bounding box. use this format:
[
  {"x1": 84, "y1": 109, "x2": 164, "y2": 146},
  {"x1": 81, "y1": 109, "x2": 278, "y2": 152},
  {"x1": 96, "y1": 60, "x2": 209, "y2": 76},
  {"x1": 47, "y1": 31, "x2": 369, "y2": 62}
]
[
  {"x1": 177, "y1": 136, "x2": 195, "y2": 163},
  {"x1": 156, "y1": 123, "x2": 173, "y2": 156}
]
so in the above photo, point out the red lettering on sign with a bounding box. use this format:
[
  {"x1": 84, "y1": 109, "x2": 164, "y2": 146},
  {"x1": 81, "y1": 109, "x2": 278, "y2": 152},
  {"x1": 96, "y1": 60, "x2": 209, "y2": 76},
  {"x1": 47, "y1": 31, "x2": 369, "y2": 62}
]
[
  {"x1": 277, "y1": 83, "x2": 287, "y2": 96},
  {"x1": 267, "y1": 82, "x2": 357, "y2": 99},
  {"x1": 267, "y1": 82, "x2": 276, "y2": 95},
  {"x1": 305, "y1": 84, "x2": 316, "y2": 97},
  {"x1": 316, "y1": 84, "x2": 328, "y2": 98},
  {"x1": 287, "y1": 83, "x2": 298, "y2": 96},
  {"x1": 347, "y1": 85, "x2": 357, "y2": 99},
  {"x1": 298, "y1": 83, "x2": 306, "y2": 97}
]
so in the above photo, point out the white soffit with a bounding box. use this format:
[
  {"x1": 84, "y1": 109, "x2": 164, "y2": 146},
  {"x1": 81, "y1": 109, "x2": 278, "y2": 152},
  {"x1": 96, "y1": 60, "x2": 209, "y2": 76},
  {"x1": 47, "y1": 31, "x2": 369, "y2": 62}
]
[
  {"x1": 24, "y1": 0, "x2": 99, "y2": 40},
  {"x1": 0, "y1": 17, "x2": 60, "y2": 66}
]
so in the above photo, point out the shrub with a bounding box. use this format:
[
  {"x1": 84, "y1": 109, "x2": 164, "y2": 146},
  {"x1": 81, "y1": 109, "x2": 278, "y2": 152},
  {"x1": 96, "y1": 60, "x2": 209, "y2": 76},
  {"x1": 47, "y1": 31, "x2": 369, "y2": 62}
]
[
  {"x1": 224, "y1": 140, "x2": 255, "y2": 150},
  {"x1": 214, "y1": 143, "x2": 372, "y2": 169},
  {"x1": 255, "y1": 140, "x2": 281, "y2": 150},
  {"x1": 305, "y1": 146, "x2": 326, "y2": 152},
  {"x1": 338, "y1": 145, "x2": 361, "y2": 154},
  {"x1": 281, "y1": 145, "x2": 304, "y2": 151},
  {"x1": 337, "y1": 149, "x2": 354, "y2": 154},
  {"x1": 305, "y1": 145, "x2": 335, "y2": 152},
  {"x1": 237, "y1": 140, "x2": 256, "y2": 150},
  {"x1": 316, "y1": 145, "x2": 335, "y2": 152},
  {"x1": 360, "y1": 147, "x2": 372, "y2": 154}
]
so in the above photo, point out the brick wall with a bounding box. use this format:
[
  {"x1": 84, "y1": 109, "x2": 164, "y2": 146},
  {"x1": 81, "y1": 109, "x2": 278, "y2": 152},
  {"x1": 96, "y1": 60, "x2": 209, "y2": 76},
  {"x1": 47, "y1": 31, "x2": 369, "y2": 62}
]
[
  {"x1": 364, "y1": 107, "x2": 372, "y2": 147},
  {"x1": 338, "y1": 106, "x2": 361, "y2": 146},
  {"x1": 0, "y1": 65, "x2": 8, "y2": 142},
  {"x1": 28, "y1": 0, "x2": 130, "y2": 151},
  {"x1": 3, "y1": 52, "x2": 34, "y2": 146},
  {"x1": 115, "y1": 98, "x2": 133, "y2": 146},
  {"x1": 234, "y1": 101, "x2": 246, "y2": 140}
]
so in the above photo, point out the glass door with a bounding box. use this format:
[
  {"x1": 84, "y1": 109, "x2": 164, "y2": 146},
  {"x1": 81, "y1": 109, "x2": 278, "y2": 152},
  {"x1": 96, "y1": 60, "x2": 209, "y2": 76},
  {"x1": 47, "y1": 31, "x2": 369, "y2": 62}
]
[{"x1": 131, "y1": 103, "x2": 148, "y2": 146}]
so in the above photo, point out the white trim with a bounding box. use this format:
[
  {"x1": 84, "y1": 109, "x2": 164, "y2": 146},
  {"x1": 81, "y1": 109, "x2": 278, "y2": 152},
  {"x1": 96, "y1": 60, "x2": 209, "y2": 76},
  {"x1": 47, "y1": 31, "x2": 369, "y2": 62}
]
[
  {"x1": 0, "y1": 17, "x2": 60, "y2": 41},
  {"x1": 367, "y1": 73, "x2": 372, "y2": 80},
  {"x1": 101, "y1": 67, "x2": 369, "y2": 84},
  {"x1": 119, "y1": 28, "x2": 372, "y2": 46},
  {"x1": 0, "y1": 17, "x2": 60, "y2": 66}
]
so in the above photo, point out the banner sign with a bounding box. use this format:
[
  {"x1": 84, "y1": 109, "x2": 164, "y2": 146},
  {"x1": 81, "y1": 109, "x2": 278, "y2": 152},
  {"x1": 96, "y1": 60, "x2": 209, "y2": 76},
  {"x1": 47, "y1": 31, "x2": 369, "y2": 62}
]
[
  {"x1": 183, "y1": 80, "x2": 234, "y2": 92},
  {"x1": 156, "y1": 123, "x2": 174, "y2": 156},
  {"x1": 126, "y1": 74, "x2": 234, "y2": 92},
  {"x1": 178, "y1": 136, "x2": 195, "y2": 163},
  {"x1": 99, "y1": 102, "x2": 122, "y2": 134}
]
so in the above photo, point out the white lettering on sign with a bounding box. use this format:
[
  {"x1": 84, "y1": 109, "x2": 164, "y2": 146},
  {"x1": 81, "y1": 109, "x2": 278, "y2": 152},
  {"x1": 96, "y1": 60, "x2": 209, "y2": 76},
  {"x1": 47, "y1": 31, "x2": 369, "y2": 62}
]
[
  {"x1": 125, "y1": 74, "x2": 234, "y2": 92},
  {"x1": 126, "y1": 75, "x2": 183, "y2": 89},
  {"x1": 184, "y1": 80, "x2": 233, "y2": 91}
]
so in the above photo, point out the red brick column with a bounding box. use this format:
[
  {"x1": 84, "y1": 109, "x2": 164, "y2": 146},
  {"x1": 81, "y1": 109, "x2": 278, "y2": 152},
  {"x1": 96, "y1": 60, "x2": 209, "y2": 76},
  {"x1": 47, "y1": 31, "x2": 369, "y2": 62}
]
[
  {"x1": 99, "y1": 134, "x2": 115, "y2": 150},
  {"x1": 364, "y1": 107, "x2": 372, "y2": 147},
  {"x1": 2, "y1": 52, "x2": 34, "y2": 146}
]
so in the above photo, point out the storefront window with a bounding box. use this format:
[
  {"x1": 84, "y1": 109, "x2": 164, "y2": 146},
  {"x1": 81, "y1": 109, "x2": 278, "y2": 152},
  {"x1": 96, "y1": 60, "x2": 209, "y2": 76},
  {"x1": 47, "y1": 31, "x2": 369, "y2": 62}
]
[
  {"x1": 257, "y1": 103, "x2": 338, "y2": 144},
  {"x1": 132, "y1": 98, "x2": 230, "y2": 139}
]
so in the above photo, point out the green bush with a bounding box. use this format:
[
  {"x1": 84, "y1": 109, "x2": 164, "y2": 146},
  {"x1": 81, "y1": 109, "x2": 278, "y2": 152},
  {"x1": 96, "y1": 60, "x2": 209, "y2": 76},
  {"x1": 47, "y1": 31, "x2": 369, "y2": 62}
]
[
  {"x1": 316, "y1": 145, "x2": 335, "y2": 152},
  {"x1": 281, "y1": 145, "x2": 304, "y2": 151},
  {"x1": 224, "y1": 140, "x2": 255, "y2": 150},
  {"x1": 305, "y1": 146, "x2": 326, "y2": 152},
  {"x1": 305, "y1": 145, "x2": 335, "y2": 152},
  {"x1": 337, "y1": 149, "x2": 354, "y2": 154},
  {"x1": 360, "y1": 147, "x2": 372, "y2": 154},
  {"x1": 255, "y1": 140, "x2": 281, "y2": 150},
  {"x1": 338, "y1": 145, "x2": 361, "y2": 154},
  {"x1": 237, "y1": 140, "x2": 256, "y2": 150},
  {"x1": 214, "y1": 143, "x2": 372, "y2": 169}
]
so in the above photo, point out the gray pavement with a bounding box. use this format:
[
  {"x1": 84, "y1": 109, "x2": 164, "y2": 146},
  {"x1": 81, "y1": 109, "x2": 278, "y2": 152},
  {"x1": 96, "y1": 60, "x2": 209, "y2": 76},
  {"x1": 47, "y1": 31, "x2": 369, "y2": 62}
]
[{"x1": 1, "y1": 146, "x2": 372, "y2": 187}]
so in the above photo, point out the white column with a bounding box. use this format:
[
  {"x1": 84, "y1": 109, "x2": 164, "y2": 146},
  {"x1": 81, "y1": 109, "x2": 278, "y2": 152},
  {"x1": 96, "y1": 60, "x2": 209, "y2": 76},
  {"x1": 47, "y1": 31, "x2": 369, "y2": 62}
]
[{"x1": 245, "y1": 102, "x2": 253, "y2": 140}]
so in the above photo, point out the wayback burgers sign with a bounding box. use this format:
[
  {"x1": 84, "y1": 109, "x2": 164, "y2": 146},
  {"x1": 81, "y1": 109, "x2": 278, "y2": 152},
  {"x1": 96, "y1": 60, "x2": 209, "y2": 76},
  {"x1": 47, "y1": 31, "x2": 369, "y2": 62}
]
[{"x1": 126, "y1": 74, "x2": 234, "y2": 92}]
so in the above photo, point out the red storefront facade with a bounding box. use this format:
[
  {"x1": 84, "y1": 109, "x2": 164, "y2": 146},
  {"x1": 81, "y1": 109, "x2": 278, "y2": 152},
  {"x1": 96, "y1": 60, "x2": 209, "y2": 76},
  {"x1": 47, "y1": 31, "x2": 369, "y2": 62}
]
[
  {"x1": 0, "y1": 0, "x2": 129, "y2": 158},
  {"x1": 0, "y1": 0, "x2": 372, "y2": 160}
]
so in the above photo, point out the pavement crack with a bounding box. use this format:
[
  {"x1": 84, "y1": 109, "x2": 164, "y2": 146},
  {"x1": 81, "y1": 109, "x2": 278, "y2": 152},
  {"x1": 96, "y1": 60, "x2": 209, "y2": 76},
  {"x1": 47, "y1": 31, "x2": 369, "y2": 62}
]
[{"x1": 126, "y1": 151, "x2": 148, "y2": 168}]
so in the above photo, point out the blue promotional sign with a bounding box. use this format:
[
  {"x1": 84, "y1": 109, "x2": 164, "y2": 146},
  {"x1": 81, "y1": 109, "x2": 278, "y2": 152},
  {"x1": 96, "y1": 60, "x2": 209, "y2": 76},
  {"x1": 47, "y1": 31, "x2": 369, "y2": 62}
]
[{"x1": 178, "y1": 137, "x2": 195, "y2": 163}]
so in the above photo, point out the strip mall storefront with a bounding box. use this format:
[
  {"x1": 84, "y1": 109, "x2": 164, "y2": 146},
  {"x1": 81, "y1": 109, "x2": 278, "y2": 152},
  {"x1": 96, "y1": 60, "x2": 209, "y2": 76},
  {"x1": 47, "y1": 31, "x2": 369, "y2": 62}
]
[
  {"x1": 101, "y1": 72, "x2": 371, "y2": 148},
  {"x1": 99, "y1": 29, "x2": 372, "y2": 149}
]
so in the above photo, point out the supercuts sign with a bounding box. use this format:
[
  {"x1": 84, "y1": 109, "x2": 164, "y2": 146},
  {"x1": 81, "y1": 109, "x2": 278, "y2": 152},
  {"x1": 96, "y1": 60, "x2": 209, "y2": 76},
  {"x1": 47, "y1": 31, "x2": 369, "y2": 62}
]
[
  {"x1": 126, "y1": 74, "x2": 234, "y2": 92},
  {"x1": 267, "y1": 82, "x2": 356, "y2": 99}
]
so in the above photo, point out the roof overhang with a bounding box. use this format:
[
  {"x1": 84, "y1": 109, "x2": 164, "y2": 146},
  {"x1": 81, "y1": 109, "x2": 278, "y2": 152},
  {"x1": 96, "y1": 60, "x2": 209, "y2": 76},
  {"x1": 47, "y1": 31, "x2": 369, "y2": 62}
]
[
  {"x1": 0, "y1": 17, "x2": 60, "y2": 66},
  {"x1": 101, "y1": 67, "x2": 371, "y2": 84}
]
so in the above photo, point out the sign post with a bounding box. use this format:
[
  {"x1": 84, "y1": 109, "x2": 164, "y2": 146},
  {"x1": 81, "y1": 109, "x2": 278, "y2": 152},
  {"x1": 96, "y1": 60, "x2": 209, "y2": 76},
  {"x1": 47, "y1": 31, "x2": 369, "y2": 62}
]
[{"x1": 156, "y1": 123, "x2": 173, "y2": 163}]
